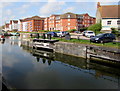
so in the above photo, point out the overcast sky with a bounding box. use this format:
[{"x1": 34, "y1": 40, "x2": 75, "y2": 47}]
[{"x1": 0, "y1": 0, "x2": 119, "y2": 25}]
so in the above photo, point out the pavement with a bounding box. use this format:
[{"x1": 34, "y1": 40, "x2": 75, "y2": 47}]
[{"x1": 70, "y1": 33, "x2": 90, "y2": 40}]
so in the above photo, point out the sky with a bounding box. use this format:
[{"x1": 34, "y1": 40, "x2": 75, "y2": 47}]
[{"x1": 0, "y1": 0, "x2": 119, "y2": 26}]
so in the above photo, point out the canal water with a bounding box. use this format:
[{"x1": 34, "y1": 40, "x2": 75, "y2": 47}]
[{"x1": 1, "y1": 36, "x2": 120, "y2": 89}]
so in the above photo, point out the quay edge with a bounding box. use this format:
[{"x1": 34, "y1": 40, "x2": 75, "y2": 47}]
[{"x1": 20, "y1": 39, "x2": 120, "y2": 62}]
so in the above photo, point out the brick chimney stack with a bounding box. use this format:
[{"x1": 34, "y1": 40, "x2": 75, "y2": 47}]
[{"x1": 97, "y1": 2, "x2": 101, "y2": 8}]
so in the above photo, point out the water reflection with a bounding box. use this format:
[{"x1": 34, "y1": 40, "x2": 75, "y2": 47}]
[
  {"x1": 2, "y1": 36, "x2": 120, "y2": 89},
  {"x1": 0, "y1": 39, "x2": 5, "y2": 44},
  {"x1": 21, "y1": 38, "x2": 120, "y2": 89}
]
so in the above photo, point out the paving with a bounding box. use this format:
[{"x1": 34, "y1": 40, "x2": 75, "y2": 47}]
[{"x1": 70, "y1": 33, "x2": 90, "y2": 40}]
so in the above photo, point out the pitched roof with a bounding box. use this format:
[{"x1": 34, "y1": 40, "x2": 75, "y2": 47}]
[
  {"x1": 50, "y1": 14, "x2": 60, "y2": 16},
  {"x1": 98, "y1": 5, "x2": 120, "y2": 18},
  {"x1": 10, "y1": 20, "x2": 18, "y2": 24},
  {"x1": 60, "y1": 12, "x2": 77, "y2": 19},
  {"x1": 23, "y1": 16, "x2": 45, "y2": 22},
  {"x1": 13, "y1": 20, "x2": 18, "y2": 23},
  {"x1": 60, "y1": 12, "x2": 93, "y2": 19},
  {"x1": 5, "y1": 23, "x2": 9, "y2": 28}
]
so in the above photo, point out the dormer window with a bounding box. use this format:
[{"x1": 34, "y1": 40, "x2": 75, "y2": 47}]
[{"x1": 68, "y1": 15, "x2": 71, "y2": 18}]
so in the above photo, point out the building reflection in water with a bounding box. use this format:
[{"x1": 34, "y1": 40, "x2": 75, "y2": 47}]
[
  {"x1": 5, "y1": 36, "x2": 120, "y2": 89},
  {"x1": 0, "y1": 39, "x2": 5, "y2": 44}
]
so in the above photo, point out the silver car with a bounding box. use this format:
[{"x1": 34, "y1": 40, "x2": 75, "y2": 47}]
[{"x1": 56, "y1": 31, "x2": 69, "y2": 37}]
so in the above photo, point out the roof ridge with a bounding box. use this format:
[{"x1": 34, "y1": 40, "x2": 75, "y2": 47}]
[{"x1": 101, "y1": 5, "x2": 120, "y2": 7}]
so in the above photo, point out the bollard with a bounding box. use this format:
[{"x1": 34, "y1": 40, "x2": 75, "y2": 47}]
[
  {"x1": 77, "y1": 35, "x2": 80, "y2": 40},
  {"x1": 42, "y1": 33, "x2": 46, "y2": 39}
]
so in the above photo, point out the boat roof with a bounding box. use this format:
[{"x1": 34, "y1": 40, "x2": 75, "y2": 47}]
[{"x1": 33, "y1": 39, "x2": 59, "y2": 43}]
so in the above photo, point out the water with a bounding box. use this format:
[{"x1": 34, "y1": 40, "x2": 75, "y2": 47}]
[{"x1": 1, "y1": 36, "x2": 120, "y2": 89}]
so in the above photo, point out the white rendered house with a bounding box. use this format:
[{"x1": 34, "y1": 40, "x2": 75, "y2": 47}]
[
  {"x1": 96, "y1": 2, "x2": 120, "y2": 32},
  {"x1": 9, "y1": 20, "x2": 18, "y2": 31}
]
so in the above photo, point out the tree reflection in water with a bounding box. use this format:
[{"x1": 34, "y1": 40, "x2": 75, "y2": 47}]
[
  {"x1": 19, "y1": 41, "x2": 120, "y2": 88},
  {"x1": 2, "y1": 36, "x2": 120, "y2": 89},
  {"x1": 42, "y1": 58, "x2": 46, "y2": 64},
  {"x1": 36, "y1": 57, "x2": 40, "y2": 62},
  {"x1": 0, "y1": 39, "x2": 5, "y2": 44},
  {"x1": 32, "y1": 49, "x2": 120, "y2": 86}
]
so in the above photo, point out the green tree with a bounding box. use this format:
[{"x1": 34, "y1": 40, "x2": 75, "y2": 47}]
[
  {"x1": 79, "y1": 27, "x2": 88, "y2": 32},
  {"x1": 68, "y1": 29, "x2": 76, "y2": 33},
  {"x1": 88, "y1": 23, "x2": 102, "y2": 35}
]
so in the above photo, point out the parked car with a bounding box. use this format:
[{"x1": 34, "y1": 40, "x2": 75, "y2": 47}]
[
  {"x1": 90, "y1": 33, "x2": 116, "y2": 43},
  {"x1": 74, "y1": 31, "x2": 81, "y2": 34},
  {"x1": 82, "y1": 31, "x2": 95, "y2": 37},
  {"x1": 0, "y1": 34, "x2": 5, "y2": 41},
  {"x1": 56, "y1": 31, "x2": 69, "y2": 37},
  {"x1": 46, "y1": 32, "x2": 57, "y2": 37}
]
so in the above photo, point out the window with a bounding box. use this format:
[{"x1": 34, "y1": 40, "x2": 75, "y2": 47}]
[
  {"x1": 68, "y1": 23, "x2": 70, "y2": 25},
  {"x1": 78, "y1": 20, "x2": 80, "y2": 22},
  {"x1": 56, "y1": 17, "x2": 60, "y2": 20},
  {"x1": 68, "y1": 19, "x2": 70, "y2": 21},
  {"x1": 68, "y1": 27, "x2": 70, "y2": 30},
  {"x1": 68, "y1": 15, "x2": 70, "y2": 18},
  {"x1": 117, "y1": 20, "x2": 120, "y2": 25},
  {"x1": 107, "y1": 21, "x2": 111, "y2": 25}
]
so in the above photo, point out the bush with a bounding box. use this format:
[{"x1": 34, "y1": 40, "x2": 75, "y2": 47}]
[
  {"x1": 111, "y1": 29, "x2": 120, "y2": 37},
  {"x1": 68, "y1": 29, "x2": 77, "y2": 33},
  {"x1": 88, "y1": 23, "x2": 102, "y2": 34},
  {"x1": 53, "y1": 30, "x2": 60, "y2": 32},
  {"x1": 111, "y1": 27, "x2": 116, "y2": 31},
  {"x1": 79, "y1": 27, "x2": 88, "y2": 32},
  {"x1": 111, "y1": 30, "x2": 117, "y2": 34}
]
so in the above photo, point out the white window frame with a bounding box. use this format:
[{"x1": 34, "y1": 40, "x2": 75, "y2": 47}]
[
  {"x1": 68, "y1": 23, "x2": 70, "y2": 25},
  {"x1": 68, "y1": 27, "x2": 70, "y2": 30},
  {"x1": 68, "y1": 19, "x2": 70, "y2": 21},
  {"x1": 68, "y1": 15, "x2": 71, "y2": 18}
]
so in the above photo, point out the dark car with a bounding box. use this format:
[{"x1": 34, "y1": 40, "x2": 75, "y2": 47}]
[
  {"x1": 46, "y1": 32, "x2": 57, "y2": 37},
  {"x1": 90, "y1": 33, "x2": 116, "y2": 43}
]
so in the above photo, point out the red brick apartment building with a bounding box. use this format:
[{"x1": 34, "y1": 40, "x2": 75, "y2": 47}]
[
  {"x1": 19, "y1": 16, "x2": 45, "y2": 32},
  {"x1": 44, "y1": 12, "x2": 96, "y2": 31}
]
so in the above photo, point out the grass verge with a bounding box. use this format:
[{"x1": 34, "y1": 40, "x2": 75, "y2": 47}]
[{"x1": 52, "y1": 37, "x2": 120, "y2": 49}]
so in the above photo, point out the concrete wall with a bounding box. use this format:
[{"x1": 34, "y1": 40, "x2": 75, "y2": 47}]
[
  {"x1": 20, "y1": 39, "x2": 120, "y2": 62},
  {"x1": 54, "y1": 42, "x2": 120, "y2": 62},
  {"x1": 54, "y1": 42, "x2": 86, "y2": 58}
]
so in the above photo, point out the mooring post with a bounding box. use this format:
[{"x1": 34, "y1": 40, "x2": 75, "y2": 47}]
[
  {"x1": 86, "y1": 46, "x2": 88, "y2": 60},
  {"x1": 118, "y1": 76, "x2": 120, "y2": 90},
  {"x1": 27, "y1": 41, "x2": 29, "y2": 47}
]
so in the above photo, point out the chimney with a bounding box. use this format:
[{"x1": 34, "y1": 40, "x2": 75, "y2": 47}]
[
  {"x1": 97, "y1": 2, "x2": 101, "y2": 8},
  {"x1": 10, "y1": 20, "x2": 12, "y2": 24}
]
